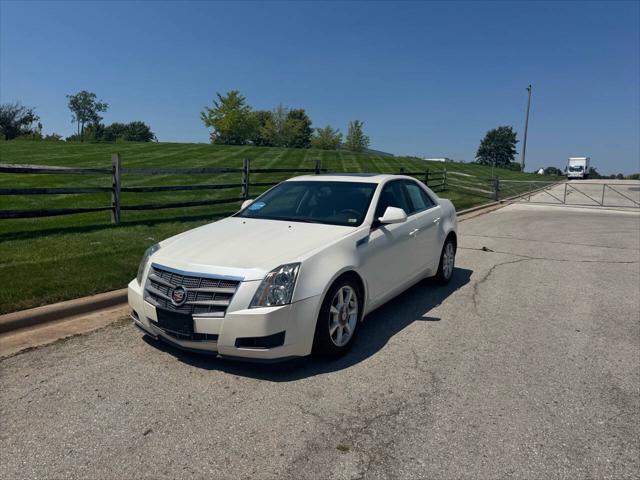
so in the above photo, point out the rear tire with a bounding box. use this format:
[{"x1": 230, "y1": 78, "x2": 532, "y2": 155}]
[
  {"x1": 435, "y1": 237, "x2": 456, "y2": 284},
  {"x1": 312, "y1": 276, "x2": 362, "y2": 358}
]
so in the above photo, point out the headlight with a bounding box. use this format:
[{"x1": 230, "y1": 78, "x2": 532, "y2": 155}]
[
  {"x1": 250, "y1": 263, "x2": 300, "y2": 308},
  {"x1": 137, "y1": 243, "x2": 160, "y2": 285}
]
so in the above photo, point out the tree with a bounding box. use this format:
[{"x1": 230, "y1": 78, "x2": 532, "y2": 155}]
[
  {"x1": 250, "y1": 110, "x2": 274, "y2": 146},
  {"x1": 475, "y1": 126, "x2": 518, "y2": 168},
  {"x1": 81, "y1": 122, "x2": 105, "y2": 142},
  {"x1": 284, "y1": 109, "x2": 312, "y2": 148},
  {"x1": 102, "y1": 121, "x2": 156, "y2": 142},
  {"x1": 66, "y1": 91, "x2": 108, "y2": 141},
  {"x1": 345, "y1": 120, "x2": 370, "y2": 152},
  {"x1": 105, "y1": 122, "x2": 156, "y2": 142},
  {"x1": 0, "y1": 102, "x2": 39, "y2": 140},
  {"x1": 101, "y1": 122, "x2": 127, "y2": 142},
  {"x1": 311, "y1": 125, "x2": 342, "y2": 150},
  {"x1": 121, "y1": 121, "x2": 155, "y2": 142},
  {"x1": 260, "y1": 104, "x2": 289, "y2": 147},
  {"x1": 256, "y1": 105, "x2": 312, "y2": 148},
  {"x1": 200, "y1": 90, "x2": 255, "y2": 145}
]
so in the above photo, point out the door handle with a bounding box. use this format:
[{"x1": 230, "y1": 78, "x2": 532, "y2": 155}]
[
  {"x1": 409, "y1": 228, "x2": 420, "y2": 236},
  {"x1": 433, "y1": 217, "x2": 441, "y2": 224}
]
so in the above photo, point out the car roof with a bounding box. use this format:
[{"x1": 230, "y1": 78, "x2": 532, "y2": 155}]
[{"x1": 287, "y1": 173, "x2": 403, "y2": 184}]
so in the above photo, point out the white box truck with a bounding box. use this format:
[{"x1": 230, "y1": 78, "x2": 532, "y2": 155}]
[{"x1": 567, "y1": 157, "x2": 590, "y2": 179}]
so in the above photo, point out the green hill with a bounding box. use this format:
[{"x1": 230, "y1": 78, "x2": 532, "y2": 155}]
[{"x1": 0, "y1": 141, "x2": 548, "y2": 313}]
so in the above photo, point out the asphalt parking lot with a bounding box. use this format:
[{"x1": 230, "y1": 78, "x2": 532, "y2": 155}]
[{"x1": 1, "y1": 202, "x2": 639, "y2": 480}]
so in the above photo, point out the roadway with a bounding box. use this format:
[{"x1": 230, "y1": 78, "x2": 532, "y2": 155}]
[{"x1": 1, "y1": 201, "x2": 639, "y2": 479}]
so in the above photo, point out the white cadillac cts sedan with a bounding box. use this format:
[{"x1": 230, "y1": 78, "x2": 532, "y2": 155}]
[{"x1": 128, "y1": 174, "x2": 457, "y2": 361}]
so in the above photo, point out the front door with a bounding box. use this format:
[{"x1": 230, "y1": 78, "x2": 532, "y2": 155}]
[{"x1": 359, "y1": 180, "x2": 423, "y2": 305}]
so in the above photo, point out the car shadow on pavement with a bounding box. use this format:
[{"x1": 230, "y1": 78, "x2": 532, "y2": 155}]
[{"x1": 143, "y1": 267, "x2": 472, "y2": 382}]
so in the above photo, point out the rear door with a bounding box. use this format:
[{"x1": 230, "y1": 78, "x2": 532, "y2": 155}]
[
  {"x1": 402, "y1": 180, "x2": 443, "y2": 274},
  {"x1": 359, "y1": 180, "x2": 423, "y2": 303}
]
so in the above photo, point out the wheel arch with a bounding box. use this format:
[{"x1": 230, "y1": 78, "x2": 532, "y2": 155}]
[
  {"x1": 334, "y1": 270, "x2": 366, "y2": 304},
  {"x1": 445, "y1": 230, "x2": 457, "y2": 251},
  {"x1": 321, "y1": 269, "x2": 367, "y2": 320}
]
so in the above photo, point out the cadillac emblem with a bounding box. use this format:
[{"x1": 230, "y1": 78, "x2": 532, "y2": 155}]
[{"x1": 171, "y1": 286, "x2": 187, "y2": 306}]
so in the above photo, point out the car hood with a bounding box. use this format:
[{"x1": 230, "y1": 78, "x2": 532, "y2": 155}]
[{"x1": 151, "y1": 217, "x2": 357, "y2": 281}]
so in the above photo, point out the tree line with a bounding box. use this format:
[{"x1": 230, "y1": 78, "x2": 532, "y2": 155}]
[
  {"x1": 0, "y1": 88, "x2": 371, "y2": 151},
  {"x1": 0, "y1": 91, "x2": 155, "y2": 143},
  {"x1": 4, "y1": 92, "x2": 635, "y2": 178},
  {"x1": 200, "y1": 90, "x2": 370, "y2": 152}
]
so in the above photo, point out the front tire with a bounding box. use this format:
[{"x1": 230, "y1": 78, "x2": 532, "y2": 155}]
[
  {"x1": 435, "y1": 237, "x2": 456, "y2": 284},
  {"x1": 312, "y1": 277, "x2": 362, "y2": 358}
]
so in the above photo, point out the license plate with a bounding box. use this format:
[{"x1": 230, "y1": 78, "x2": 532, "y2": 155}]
[{"x1": 156, "y1": 309, "x2": 194, "y2": 334}]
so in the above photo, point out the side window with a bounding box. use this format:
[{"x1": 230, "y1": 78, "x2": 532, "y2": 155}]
[
  {"x1": 374, "y1": 181, "x2": 410, "y2": 219},
  {"x1": 403, "y1": 181, "x2": 436, "y2": 214}
]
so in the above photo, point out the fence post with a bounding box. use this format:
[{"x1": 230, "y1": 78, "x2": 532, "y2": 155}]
[
  {"x1": 314, "y1": 159, "x2": 321, "y2": 174},
  {"x1": 242, "y1": 158, "x2": 251, "y2": 200},
  {"x1": 494, "y1": 177, "x2": 500, "y2": 201},
  {"x1": 424, "y1": 168, "x2": 430, "y2": 186},
  {"x1": 111, "y1": 153, "x2": 121, "y2": 225},
  {"x1": 399, "y1": 167, "x2": 405, "y2": 174}
]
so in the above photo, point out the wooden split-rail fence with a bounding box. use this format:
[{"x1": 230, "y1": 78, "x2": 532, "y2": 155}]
[{"x1": 0, "y1": 155, "x2": 447, "y2": 224}]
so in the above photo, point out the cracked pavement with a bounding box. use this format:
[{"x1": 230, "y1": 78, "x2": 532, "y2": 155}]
[{"x1": 1, "y1": 203, "x2": 639, "y2": 479}]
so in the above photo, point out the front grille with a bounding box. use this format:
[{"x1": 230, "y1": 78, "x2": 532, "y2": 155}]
[{"x1": 144, "y1": 264, "x2": 240, "y2": 318}]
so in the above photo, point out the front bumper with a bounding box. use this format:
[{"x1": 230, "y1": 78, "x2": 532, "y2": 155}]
[{"x1": 128, "y1": 279, "x2": 320, "y2": 361}]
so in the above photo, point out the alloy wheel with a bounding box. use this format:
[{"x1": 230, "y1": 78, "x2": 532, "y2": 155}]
[
  {"x1": 442, "y1": 242, "x2": 455, "y2": 280},
  {"x1": 329, "y1": 285, "x2": 358, "y2": 347}
]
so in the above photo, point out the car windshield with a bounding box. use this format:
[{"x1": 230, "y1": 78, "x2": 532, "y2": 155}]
[
  {"x1": 237, "y1": 181, "x2": 377, "y2": 227},
  {"x1": 569, "y1": 165, "x2": 584, "y2": 172}
]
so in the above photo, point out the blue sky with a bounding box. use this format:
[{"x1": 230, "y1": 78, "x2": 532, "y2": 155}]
[{"x1": 1, "y1": 0, "x2": 638, "y2": 173}]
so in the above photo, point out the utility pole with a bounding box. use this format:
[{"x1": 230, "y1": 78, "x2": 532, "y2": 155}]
[{"x1": 521, "y1": 84, "x2": 532, "y2": 172}]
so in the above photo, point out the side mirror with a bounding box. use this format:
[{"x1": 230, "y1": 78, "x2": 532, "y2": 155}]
[
  {"x1": 241, "y1": 199, "x2": 253, "y2": 210},
  {"x1": 378, "y1": 206, "x2": 407, "y2": 225}
]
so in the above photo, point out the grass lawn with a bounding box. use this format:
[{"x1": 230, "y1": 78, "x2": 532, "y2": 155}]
[{"x1": 0, "y1": 141, "x2": 552, "y2": 314}]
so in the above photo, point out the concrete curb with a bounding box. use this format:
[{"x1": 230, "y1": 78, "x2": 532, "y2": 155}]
[
  {"x1": 457, "y1": 201, "x2": 501, "y2": 216},
  {"x1": 0, "y1": 289, "x2": 127, "y2": 334}
]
